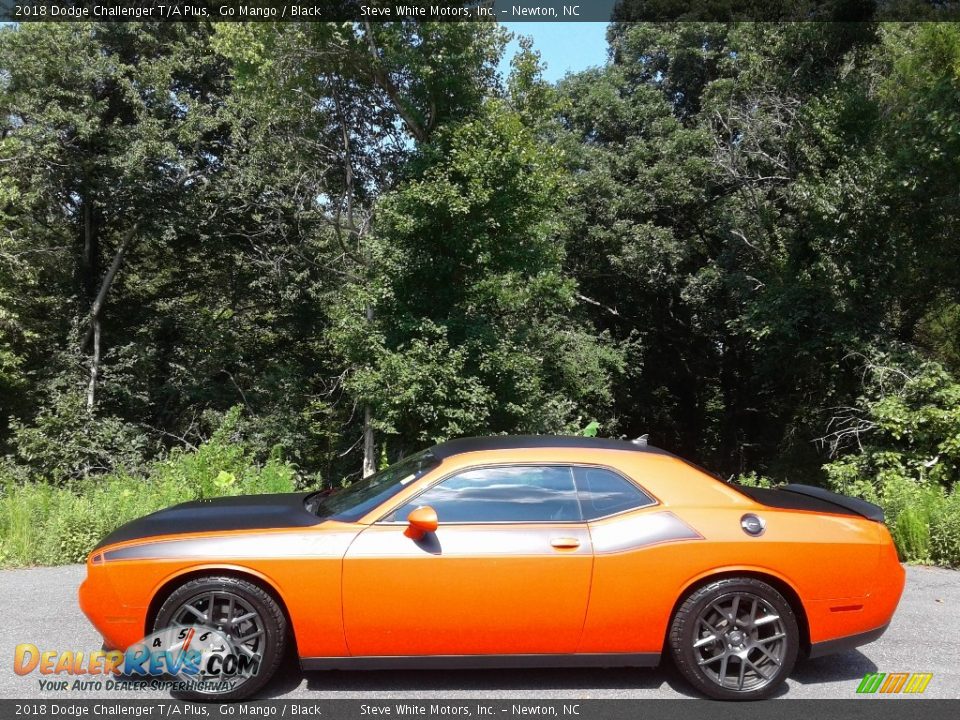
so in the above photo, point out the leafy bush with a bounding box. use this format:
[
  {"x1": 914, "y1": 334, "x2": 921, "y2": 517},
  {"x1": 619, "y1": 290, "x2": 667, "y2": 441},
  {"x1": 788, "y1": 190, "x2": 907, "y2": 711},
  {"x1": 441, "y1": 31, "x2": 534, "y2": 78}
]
[
  {"x1": 0, "y1": 408, "x2": 298, "y2": 567},
  {"x1": 9, "y1": 389, "x2": 157, "y2": 483},
  {"x1": 823, "y1": 359, "x2": 960, "y2": 566},
  {"x1": 881, "y1": 477, "x2": 937, "y2": 563},
  {"x1": 930, "y1": 489, "x2": 960, "y2": 566},
  {"x1": 823, "y1": 360, "x2": 960, "y2": 492},
  {"x1": 866, "y1": 480, "x2": 960, "y2": 566},
  {"x1": 735, "y1": 472, "x2": 775, "y2": 488}
]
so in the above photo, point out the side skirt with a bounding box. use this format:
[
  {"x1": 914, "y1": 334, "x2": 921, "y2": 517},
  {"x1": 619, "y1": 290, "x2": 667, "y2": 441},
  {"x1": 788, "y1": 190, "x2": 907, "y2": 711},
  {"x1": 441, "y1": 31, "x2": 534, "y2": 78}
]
[{"x1": 301, "y1": 653, "x2": 660, "y2": 672}]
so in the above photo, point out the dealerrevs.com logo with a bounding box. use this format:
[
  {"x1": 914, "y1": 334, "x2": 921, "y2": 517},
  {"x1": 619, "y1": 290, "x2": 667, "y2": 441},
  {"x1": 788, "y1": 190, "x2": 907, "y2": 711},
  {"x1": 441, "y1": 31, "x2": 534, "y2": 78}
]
[
  {"x1": 856, "y1": 672, "x2": 934, "y2": 695},
  {"x1": 14, "y1": 625, "x2": 258, "y2": 693}
]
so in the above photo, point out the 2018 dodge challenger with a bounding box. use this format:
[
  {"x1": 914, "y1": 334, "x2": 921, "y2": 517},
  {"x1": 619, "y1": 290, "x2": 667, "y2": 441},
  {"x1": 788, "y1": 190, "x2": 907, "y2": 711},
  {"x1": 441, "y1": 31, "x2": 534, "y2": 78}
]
[{"x1": 80, "y1": 436, "x2": 905, "y2": 700}]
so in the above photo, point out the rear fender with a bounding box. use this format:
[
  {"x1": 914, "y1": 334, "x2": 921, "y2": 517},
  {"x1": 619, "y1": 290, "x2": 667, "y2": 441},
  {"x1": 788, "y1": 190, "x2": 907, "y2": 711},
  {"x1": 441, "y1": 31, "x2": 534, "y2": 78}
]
[{"x1": 673, "y1": 565, "x2": 811, "y2": 648}]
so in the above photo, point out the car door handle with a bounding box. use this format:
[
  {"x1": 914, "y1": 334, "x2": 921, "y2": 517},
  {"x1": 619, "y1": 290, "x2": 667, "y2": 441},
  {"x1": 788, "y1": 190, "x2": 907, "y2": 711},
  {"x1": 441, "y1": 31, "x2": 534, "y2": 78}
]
[{"x1": 551, "y1": 537, "x2": 581, "y2": 549}]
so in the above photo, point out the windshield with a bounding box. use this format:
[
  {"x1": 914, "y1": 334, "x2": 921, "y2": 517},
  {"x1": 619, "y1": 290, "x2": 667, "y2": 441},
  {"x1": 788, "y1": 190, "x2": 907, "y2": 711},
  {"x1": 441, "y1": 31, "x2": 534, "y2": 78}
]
[{"x1": 307, "y1": 450, "x2": 440, "y2": 522}]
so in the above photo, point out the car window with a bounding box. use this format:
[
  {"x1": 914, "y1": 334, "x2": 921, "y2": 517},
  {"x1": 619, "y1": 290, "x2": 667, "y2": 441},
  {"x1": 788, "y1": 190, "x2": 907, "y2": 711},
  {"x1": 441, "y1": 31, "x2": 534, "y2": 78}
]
[
  {"x1": 573, "y1": 466, "x2": 655, "y2": 519},
  {"x1": 308, "y1": 450, "x2": 440, "y2": 522},
  {"x1": 387, "y1": 465, "x2": 582, "y2": 523}
]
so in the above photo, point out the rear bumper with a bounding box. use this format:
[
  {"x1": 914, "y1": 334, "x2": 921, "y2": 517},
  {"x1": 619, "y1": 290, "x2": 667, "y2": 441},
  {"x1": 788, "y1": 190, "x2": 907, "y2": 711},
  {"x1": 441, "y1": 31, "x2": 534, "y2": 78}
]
[
  {"x1": 808, "y1": 622, "x2": 889, "y2": 659},
  {"x1": 805, "y1": 539, "x2": 904, "y2": 653}
]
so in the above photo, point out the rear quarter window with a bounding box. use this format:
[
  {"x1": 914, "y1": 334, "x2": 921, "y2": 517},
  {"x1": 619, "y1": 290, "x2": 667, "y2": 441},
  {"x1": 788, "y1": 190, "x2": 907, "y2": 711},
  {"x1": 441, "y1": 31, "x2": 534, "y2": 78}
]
[{"x1": 574, "y1": 466, "x2": 656, "y2": 520}]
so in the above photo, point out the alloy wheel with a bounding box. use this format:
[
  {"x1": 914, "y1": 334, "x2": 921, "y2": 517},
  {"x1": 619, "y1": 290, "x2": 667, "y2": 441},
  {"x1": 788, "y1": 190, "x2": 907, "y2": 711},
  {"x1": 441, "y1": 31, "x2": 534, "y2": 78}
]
[
  {"x1": 690, "y1": 591, "x2": 788, "y2": 692},
  {"x1": 170, "y1": 590, "x2": 265, "y2": 692}
]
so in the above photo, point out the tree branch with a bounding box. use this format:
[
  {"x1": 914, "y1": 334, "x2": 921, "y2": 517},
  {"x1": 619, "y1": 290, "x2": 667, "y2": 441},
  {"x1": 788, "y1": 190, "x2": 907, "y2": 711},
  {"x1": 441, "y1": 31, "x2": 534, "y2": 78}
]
[
  {"x1": 80, "y1": 223, "x2": 138, "y2": 351},
  {"x1": 576, "y1": 292, "x2": 621, "y2": 317},
  {"x1": 362, "y1": 22, "x2": 428, "y2": 143}
]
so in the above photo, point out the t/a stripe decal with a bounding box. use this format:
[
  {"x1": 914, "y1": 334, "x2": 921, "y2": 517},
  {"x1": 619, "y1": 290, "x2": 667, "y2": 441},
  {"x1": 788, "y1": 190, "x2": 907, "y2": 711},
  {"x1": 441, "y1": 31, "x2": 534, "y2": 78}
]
[
  {"x1": 102, "y1": 511, "x2": 701, "y2": 561},
  {"x1": 102, "y1": 531, "x2": 356, "y2": 561},
  {"x1": 590, "y1": 511, "x2": 703, "y2": 554}
]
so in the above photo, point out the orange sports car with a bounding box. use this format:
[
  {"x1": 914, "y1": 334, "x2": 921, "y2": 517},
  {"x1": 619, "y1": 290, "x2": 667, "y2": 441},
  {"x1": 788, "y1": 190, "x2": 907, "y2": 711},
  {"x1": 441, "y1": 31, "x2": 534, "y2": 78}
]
[{"x1": 80, "y1": 436, "x2": 904, "y2": 700}]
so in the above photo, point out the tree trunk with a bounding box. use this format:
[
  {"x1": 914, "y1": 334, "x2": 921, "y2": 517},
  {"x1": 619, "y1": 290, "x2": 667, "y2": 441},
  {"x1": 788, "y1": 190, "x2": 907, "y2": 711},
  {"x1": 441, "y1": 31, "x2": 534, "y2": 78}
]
[
  {"x1": 362, "y1": 21, "x2": 429, "y2": 143},
  {"x1": 361, "y1": 302, "x2": 376, "y2": 477},
  {"x1": 81, "y1": 195, "x2": 98, "y2": 413},
  {"x1": 86, "y1": 318, "x2": 100, "y2": 412},
  {"x1": 81, "y1": 231, "x2": 133, "y2": 351},
  {"x1": 82, "y1": 198, "x2": 96, "y2": 296},
  {"x1": 362, "y1": 405, "x2": 376, "y2": 478}
]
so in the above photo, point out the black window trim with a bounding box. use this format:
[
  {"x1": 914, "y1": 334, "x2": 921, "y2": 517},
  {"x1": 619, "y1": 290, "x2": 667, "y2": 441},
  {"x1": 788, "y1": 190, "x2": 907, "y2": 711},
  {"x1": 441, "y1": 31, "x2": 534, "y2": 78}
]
[{"x1": 374, "y1": 461, "x2": 659, "y2": 526}]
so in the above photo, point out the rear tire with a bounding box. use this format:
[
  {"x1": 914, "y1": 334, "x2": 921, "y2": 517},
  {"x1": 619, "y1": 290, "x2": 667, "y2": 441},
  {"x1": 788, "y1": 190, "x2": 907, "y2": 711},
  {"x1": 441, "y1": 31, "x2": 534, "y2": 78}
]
[
  {"x1": 669, "y1": 577, "x2": 798, "y2": 700},
  {"x1": 153, "y1": 576, "x2": 287, "y2": 701}
]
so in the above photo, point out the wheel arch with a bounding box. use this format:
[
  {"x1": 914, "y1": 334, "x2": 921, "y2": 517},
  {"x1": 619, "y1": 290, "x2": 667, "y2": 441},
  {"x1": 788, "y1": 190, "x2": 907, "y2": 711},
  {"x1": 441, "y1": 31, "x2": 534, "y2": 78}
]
[
  {"x1": 145, "y1": 564, "x2": 299, "y2": 655},
  {"x1": 667, "y1": 567, "x2": 811, "y2": 654}
]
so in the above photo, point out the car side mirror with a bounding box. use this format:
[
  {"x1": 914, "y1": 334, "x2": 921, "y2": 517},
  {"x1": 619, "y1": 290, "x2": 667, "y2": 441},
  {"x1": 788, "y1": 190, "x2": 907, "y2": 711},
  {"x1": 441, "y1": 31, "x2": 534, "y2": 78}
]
[{"x1": 404, "y1": 506, "x2": 438, "y2": 540}]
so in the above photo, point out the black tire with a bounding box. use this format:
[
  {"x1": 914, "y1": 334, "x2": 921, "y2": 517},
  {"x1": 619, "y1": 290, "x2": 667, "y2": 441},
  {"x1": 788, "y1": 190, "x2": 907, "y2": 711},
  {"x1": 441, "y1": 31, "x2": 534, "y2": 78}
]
[
  {"x1": 153, "y1": 575, "x2": 287, "y2": 701},
  {"x1": 668, "y1": 577, "x2": 799, "y2": 700}
]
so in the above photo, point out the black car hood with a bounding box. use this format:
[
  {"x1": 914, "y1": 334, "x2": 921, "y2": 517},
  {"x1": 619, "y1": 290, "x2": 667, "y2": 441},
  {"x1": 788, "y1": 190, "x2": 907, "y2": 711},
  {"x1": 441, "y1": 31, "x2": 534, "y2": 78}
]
[{"x1": 94, "y1": 492, "x2": 322, "y2": 550}]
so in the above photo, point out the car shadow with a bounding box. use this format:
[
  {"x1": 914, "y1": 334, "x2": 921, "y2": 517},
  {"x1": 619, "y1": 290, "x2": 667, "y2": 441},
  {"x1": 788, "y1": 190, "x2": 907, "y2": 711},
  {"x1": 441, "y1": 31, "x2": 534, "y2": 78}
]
[
  {"x1": 258, "y1": 657, "x2": 700, "y2": 699},
  {"x1": 730, "y1": 650, "x2": 879, "y2": 699},
  {"x1": 789, "y1": 650, "x2": 878, "y2": 685},
  {"x1": 257, "y1": 650, "x2": 877, "y2": 700},
  {"x1": 257, "y1": 653, "x2": 308, "y2": 698},
  {"x1": 302, "y1": 667, "x2": 688, "y2": 694}
]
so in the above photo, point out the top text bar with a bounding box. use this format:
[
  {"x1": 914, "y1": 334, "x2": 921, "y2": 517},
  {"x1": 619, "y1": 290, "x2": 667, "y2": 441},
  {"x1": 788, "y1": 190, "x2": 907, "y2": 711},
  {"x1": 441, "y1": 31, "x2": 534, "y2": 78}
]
[{"x1": 2, "y1": 0, "x2": 958, "y2": 23}]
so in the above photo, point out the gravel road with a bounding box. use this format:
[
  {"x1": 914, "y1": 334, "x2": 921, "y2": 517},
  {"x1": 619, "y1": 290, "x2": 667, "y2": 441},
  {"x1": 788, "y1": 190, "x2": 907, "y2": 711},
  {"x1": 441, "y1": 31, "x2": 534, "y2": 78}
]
[{"x1": 1, "y1": 564, "x2": 956, "y2": 700}]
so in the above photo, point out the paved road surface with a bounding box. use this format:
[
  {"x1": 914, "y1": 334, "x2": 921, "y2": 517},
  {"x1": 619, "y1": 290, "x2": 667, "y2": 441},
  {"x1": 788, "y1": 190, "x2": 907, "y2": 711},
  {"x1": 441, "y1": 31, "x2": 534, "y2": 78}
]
[{"x1": 1, "y1": 564, "x2": 956, "y2": 699}]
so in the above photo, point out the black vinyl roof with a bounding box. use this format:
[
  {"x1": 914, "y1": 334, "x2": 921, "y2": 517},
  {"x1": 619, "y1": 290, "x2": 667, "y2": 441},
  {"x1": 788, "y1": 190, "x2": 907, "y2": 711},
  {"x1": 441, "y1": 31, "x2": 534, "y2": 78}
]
[{"x1": 429, "y1": 435, "x2": 670, "y2": 459}]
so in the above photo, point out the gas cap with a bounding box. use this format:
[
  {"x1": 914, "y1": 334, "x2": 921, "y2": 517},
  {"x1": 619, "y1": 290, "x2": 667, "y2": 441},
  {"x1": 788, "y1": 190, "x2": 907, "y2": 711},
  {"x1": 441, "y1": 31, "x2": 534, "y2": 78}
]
[{"x1": 741, "y1": 513, "x2": 766, "y2": 537}]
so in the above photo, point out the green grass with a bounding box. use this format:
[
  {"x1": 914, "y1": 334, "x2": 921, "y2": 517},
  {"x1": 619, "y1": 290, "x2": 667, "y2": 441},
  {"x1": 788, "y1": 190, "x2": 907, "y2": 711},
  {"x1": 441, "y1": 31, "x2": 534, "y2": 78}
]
[
  {"x1": 0, "y1": 435, "x2": 297, "y2": 567},
  {"x1": 871, "y1": 476, "x2": 960, "y2": 567}
]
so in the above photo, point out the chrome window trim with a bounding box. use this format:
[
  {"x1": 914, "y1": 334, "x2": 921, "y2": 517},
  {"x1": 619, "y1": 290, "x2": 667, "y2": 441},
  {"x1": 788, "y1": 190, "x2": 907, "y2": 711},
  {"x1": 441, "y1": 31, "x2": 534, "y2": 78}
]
[{"x1": 374, "y1": 461, "x2": 659, "y2": 526}]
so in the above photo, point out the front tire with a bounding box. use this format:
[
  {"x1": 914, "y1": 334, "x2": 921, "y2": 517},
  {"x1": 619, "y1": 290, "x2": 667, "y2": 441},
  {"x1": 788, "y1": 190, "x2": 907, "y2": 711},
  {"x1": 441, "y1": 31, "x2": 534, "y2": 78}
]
[
  {"x1": 669, "y1": 577, "x2": 798, "y2": 700},
  {"x1": 153, "y1": 576, "x2": 287, "y2": 701}
]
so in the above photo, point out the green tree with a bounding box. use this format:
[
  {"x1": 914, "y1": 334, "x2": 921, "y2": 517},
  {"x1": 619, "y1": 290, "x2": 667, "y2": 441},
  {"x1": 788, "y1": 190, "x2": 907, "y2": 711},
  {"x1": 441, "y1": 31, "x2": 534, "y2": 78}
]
[
  {"x1": 339, "y1": 98, "x2": 623, "y2": 446},
  {"x1": 0, "y1": 23, "x2": 237, "y2": 471}
]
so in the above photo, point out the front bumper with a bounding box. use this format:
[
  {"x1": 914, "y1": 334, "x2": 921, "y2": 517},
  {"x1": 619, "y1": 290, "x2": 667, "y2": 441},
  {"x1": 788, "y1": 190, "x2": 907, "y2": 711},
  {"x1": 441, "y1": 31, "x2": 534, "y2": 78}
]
[{"x1": 79, "y1": 563, "x2": 146, "y2": 651}]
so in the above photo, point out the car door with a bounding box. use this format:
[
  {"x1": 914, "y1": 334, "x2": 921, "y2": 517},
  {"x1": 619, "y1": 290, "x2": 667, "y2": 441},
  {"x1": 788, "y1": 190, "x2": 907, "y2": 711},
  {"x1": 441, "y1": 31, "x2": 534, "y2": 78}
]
[
  {"x1": 572, "y1": 464, "x2": 703, "y2": 653},
  {"x1": 341, "y1": 464, "x2": 593, "y2": 657}
]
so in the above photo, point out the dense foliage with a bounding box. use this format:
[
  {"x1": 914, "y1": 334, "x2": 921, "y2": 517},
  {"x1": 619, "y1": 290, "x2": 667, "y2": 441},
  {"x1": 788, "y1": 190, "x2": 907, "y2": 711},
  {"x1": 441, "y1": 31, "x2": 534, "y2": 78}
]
[
  {"x1": 821, "y1": 359, "x2": 960, "y2": 565},
  {"x1": 1, "y1": 22, "x2": 959, "y2": 565},
  {"x1": 0, "y1": 407, "x2": 296, "y2": 566}
]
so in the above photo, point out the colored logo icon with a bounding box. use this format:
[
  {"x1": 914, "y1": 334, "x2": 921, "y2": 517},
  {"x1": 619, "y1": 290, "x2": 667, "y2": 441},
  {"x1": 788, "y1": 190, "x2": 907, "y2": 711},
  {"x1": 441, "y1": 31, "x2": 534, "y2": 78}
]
[{"x1": 856, "y1": 672, "x2": 933, "y2": 694}]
